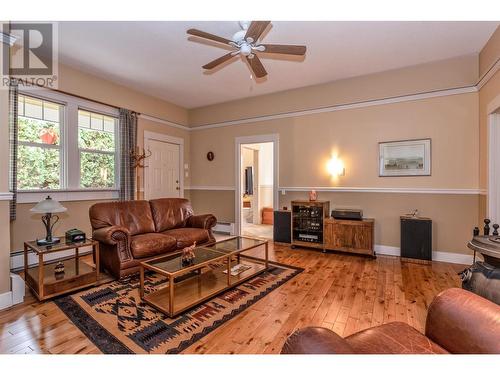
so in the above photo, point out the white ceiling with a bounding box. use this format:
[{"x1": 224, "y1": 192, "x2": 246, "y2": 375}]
[{"x1": 58, "y1": 21, "x2": 498, "y2": 109}]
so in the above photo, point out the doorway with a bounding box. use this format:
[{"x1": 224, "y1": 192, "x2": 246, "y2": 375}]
[
  {"x1": 144, "y1": 131, "x2": 184, "y2": 200},
  {"x1": 235, "y1": 134, "x2": 279, "y2": 239}
]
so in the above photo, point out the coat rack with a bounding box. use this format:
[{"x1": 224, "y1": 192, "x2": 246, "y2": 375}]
[{"x1": 130, "y1": 147, "x2": 152, "y2": 200}]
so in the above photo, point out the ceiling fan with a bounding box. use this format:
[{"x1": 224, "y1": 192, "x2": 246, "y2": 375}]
[{"x1": 187, "y1": 21, "x2": 307, "y2": 79}]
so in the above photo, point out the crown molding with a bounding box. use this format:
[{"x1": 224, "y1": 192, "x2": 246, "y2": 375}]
[{"x1": 189, "y1": 86, "x2": 477, "y2": 130}]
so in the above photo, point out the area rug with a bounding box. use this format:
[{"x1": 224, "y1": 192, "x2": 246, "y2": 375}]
[{"x1": 55, "y1": 261, "x2": 302, "y2": 354}]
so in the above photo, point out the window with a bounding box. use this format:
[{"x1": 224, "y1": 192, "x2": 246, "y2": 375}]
[
  {"x1": 16, "y1": 91, "x2": 119, "y2": 192},
  {"x1": 17, "y1": 95, "x2": 63, "y2": 190},
  {"x1": 78, "y1": 110, "x2": 117, "y2": 188}
]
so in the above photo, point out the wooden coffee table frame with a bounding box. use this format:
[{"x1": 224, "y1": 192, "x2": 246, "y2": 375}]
[{"x1": 139, "y1": 237, "x2": 269, "y2": 317}]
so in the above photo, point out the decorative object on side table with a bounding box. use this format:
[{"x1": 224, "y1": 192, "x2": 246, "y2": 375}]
[
  {"x1": 54, "y1": 261, "x2": 65, "y2": 280},
  {"x1": 181, "y1": 242, "x2": 197, "y2": 266},
  {"x1": 30, "y1": 196, "x2": 67, "y2": 246},
  {"x1": 309, "y1": 190, "x2": 317, "y2": 201},
  {"x1": 379, "y1": 138, "x2": 431, "y2": 176}
]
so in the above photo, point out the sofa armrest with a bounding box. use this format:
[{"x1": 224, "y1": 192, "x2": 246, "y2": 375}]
[
  {"x1": 92, "y1": 225, "x2": 131, "y2": 246},
  {"x1": 187, "y1": 214, "x2": 217, "y2": 230},
  {"x1": 281, "y1": 327, "x2": 356, "y2": 354},
  {"x1": 425, "y1": 288, "x2": 500, "y2": 354}
]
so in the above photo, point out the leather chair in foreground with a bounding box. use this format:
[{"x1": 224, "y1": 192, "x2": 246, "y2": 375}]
[
  {"x1": 89, "y1": 198, "x2": 216, "y2": 279},
  {"x1": 282, "y1": 288, "x2": 500, "y2": 354}
]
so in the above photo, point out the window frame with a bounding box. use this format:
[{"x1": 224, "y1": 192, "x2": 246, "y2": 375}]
[
  {"x1": 77, "y1": 109, "x2": 119, "y2": 189},
  {"x1": 17, "y1": 89, "x2": 120, "y2": 201},
  {"x1": 17, "y1": 94, "x2": 65, "y2": 190}
]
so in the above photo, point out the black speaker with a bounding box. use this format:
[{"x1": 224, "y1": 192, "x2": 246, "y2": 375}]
[
  {"x1": 274, "y1": 210, "x2": 291, "y2": 243},
  {"x1": 401, "y1": 216, "x2": 432, "y2": 260}
]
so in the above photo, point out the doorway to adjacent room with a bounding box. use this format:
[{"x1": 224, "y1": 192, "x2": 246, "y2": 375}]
[{"x1": 235, "y1": 134, "x2": 279, "y2": 239}]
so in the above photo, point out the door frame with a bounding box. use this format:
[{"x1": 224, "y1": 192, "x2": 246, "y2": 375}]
[
  {"x1": 143, "y1": 131, "x2": 184, "y2": 200},
  {"x1": 235, "y1": 134, "x2": 279, "y2": 236},
  {"x1": 488, "y1": 112, "x2": 500, "y2": 223}
]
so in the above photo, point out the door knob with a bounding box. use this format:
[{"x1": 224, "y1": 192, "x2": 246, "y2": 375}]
[
  {"x1": 176, "y1": 187, "x2": 180, "y2": 190},
  {"x1": 176, "y1": 180, "x2": 179, "y2": 184}
]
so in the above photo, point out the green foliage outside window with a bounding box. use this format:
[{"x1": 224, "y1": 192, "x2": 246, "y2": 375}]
[
  {"x1": 17, "y1": 116, "x2": 116, "y2": 190},
  {"x1": 80, "y1": 152, "x2": 115, "y2": 188},
  {"x1": 79, "y1": 128, "x2": 114, "y2": 151},
  {"x1": 18, "y1": 145, "x2": 60, "y2": 190}
]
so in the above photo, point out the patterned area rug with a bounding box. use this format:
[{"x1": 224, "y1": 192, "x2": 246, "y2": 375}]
[{"x1": 55, "y1": 261, "x2": 302, "y2": 354}]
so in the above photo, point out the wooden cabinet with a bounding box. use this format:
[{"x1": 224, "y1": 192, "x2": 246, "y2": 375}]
[{"x1": 324, "y1": 218, "x2": 375, "y2": 257}]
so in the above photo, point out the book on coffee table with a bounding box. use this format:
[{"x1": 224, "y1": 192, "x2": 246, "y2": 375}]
[{"x1": 223, "y1": 263, "x2": 252, "y2": 276}]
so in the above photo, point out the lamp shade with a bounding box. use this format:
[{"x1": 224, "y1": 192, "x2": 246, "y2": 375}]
[{"x1": 30, "y1": 196, "x2": 67, "y2": 214}]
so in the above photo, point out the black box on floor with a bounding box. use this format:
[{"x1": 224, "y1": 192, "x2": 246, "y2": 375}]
[
  {"x1": 400, "y1": 216, "x2": 432, "y2": 260},
  {"x1": 274, "y1": 210, "x2": 291, "y2": 243}
]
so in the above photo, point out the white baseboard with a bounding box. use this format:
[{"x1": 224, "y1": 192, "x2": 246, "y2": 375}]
[
  {"x1": 0, "y1": 291, "x2": 13, "y2": 310},
  {"x1": 375, "y1": 245, "x2": 473, "y2": 265},
  {"x1": 10, "y1": 246, "x2": 93, "y2": 271}
]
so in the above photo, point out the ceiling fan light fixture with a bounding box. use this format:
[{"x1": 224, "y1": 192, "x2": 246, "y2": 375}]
[{"x1": 240, "y1": 43, "x2": 252, "y2": 56}]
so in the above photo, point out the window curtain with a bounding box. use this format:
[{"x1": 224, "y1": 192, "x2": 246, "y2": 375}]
[
  {"x1": 119, "y1": 108, "x2": 137, "y2": 201},
  {"x1": 9, "y1": 81, "x2": 18, "y2": 221}
]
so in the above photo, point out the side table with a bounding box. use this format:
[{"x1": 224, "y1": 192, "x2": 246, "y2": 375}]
[{"x1": 23, "y1": 239, "x2": 99, "y2": 301}]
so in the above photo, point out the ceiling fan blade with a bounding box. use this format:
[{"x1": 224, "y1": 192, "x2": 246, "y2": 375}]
[
  {"x1": 202, "y1": 52, "x2": 236, "y2": 70},
  {"x1": 246, "y1": 55, "x2": 267, "y2": 78},
  {"x1": 244, "y1": 21, "x2": 271, "y2": 42},
  {"x1": 260, "y1": 44, "x2": 307, "y2": 55},
  {"x1": 187, "y1": 28, "x2": 232, "y2": 45}
]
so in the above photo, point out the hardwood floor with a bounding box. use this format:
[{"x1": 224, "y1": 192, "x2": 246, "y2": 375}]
[{"x1": 0, "y1": 242, "x2": 465, "y2": 354}]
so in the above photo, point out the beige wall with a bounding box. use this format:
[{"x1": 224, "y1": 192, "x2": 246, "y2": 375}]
[
  {"x1": 189, "y1": 190, "x2": 235, "y2": 223},
  {"x1": 190, "y1": 93, "x2": 478, "y2": 190},
  {"x1": 10, "y1": 200, "x2": 104, "y2": 253},
  {"x1": 59, "y1": 64, "x2": 188, "y2": 125},
  {"x1": 478, "y1": 26, "x2": 500, "y2": 223},
  {"x1": 479, "y1": 26, "x2": 500, "y2": 78},
  {"x1": 189, "y1": 54, "x2": 478, "y2": 126}
]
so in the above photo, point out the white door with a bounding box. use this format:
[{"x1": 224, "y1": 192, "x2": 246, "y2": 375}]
[{"x1": 147, "y1": 139, "x2": 181, "y2": 199}]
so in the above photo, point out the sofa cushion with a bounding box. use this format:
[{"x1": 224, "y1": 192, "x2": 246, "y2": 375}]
[
  {"x1": 130, "y1": 233, "x2": 177, "y2": 258},
  {"x1": 162, "y1": 227, "x2": 210, "y2": 248},
  {"x1": 345, "y1": 322, "x2": 448, "y2": 354},
  {"x1": 150, "y1": 198, "x2": 194, "y2": 232},
  {"x1": 89, "y1": 200, "x2": 155, "y2": 236}
]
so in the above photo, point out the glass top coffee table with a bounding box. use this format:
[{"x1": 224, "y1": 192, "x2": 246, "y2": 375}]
[{"x1": 139, "y1": 236, "x2": 269, "y2": 317}]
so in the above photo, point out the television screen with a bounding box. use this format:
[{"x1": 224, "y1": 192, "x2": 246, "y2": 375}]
[{"x1": 245, "y1": 166, "x2": 253, "y2": 195}]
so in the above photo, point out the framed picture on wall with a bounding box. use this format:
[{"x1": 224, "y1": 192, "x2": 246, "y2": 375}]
[{"x1": 379, "y1": 138, "x2": 431, "y2": 177}]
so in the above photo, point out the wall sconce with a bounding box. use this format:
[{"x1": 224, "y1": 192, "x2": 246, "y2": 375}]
[{"x1": 327, "y1": 157, "x2": 345, "y2": 177}]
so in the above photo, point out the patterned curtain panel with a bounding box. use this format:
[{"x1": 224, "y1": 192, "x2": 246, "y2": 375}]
[
  {"x1": 119, "y1": 108, "x2": 137, "y2": 201},
  {"x1": 9, "y1": 82, "x2": 18, "y2": 221}
]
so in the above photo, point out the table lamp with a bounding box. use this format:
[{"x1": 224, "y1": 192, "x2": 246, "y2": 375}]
[{"x1": 30, "y1": 196, "x2": 67, "y2": 246}]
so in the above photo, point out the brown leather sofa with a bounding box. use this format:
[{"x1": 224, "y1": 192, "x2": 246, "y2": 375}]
[
  {"x1": 281, "y1": 288, "x2": 500, "y2": 354},
  {"x1": 89, "y1": 198, "x2": 217, "y2": 279}
]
